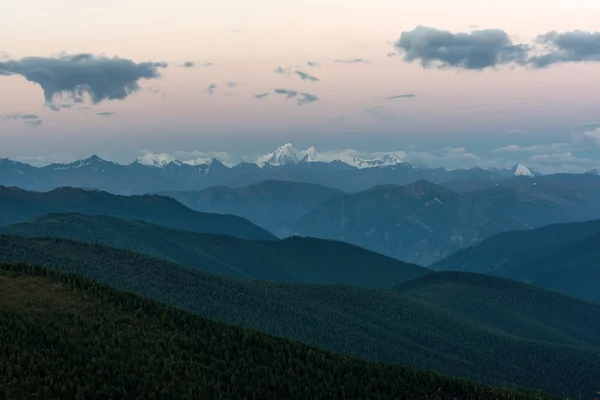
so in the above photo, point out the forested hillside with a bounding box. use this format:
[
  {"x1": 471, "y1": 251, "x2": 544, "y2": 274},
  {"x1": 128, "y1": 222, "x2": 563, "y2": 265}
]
[
  {"x1": 1, "y1": 213, "x2": 428, "y2": 287},
  {"x1": 1, "y1": 263, "x2": 558, "y2": 400},
  {"x1": 0, "y1": 235, "x2": 598, "y2": 398}
]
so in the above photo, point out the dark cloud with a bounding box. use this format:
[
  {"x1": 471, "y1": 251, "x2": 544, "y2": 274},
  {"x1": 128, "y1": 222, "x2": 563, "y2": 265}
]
[
  {"x1": 253, "y1": 92, "x2": 269, "y2": 99},
  {"x1": 273, "y1": 88, "x2": 298, "y2": 98},
  {"x1": 334, "y1": 58, "x2": 370, "y2": 64},
  {"x1": 273, "y1": 66, "x2": 288, "y2": 74},
  {"x1": 226, "y1": 81, "x2": 239, "y2": 88},
  {"x1": 97, "y1": 112, "x2": 115, "y2": 116},
  {"x1": 307, "y1": 61, "x2": 321, "y2": 67},
  {"x1": 272, "y1": 89, "x2": 319, "y2": 105},
  {"x1": 0, "y1": 53, "x2": 168, "y2": 110},
  {"x1": 529, "y1": 30, "x2": 600, "y2": 67},
  {"x1": 2, "y1": 113, "x2": 43, "y2": 127},
  {"x1": 387, "y1": 94, "x2": 416, "y2": 99},
  {"x1": 180, "y1": 61, "x2": 196, "y2": 68},
  {"x1": 297, "y1": 92, "x2": 319, "y2": 105},
  {"x1": 394, "y1": 25, "x2": 529, "y2": 70},
  {"x1": 206, "y1": 83, "x2": 217, "y2": 95},
  {"x1": 294, "y1": 71, "x2": 320, "y2": 82}
]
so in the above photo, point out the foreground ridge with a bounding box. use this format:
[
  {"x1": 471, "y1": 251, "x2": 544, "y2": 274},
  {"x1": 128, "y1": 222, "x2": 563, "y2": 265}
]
[{"x1": 0, "y1": 262, "x2": 556, "y2": 400}]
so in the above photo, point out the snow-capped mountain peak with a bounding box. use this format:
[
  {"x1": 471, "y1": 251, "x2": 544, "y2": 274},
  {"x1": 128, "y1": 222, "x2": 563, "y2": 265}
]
[
  {"x1": 182, "y1": 157, "x2": 212, "y2": 166},
  {"x1": 585, "y1": 169, "x2": 600, "y2": 176},
  {"x1": 255, "y1": 143, "x2": 414, "y2": 169},
  {"x1": 256, "y1": 143, "x2": 300, "y2": 166},
  {"x1": 136, "y1": 153, "x2": 176, "y2": 168},
  {"x1": 511, "y1": 163, "x2": 534, "y2": 177}
]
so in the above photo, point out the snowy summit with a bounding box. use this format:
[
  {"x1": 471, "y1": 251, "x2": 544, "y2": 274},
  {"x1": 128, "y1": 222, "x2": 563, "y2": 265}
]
[{"x1": 510, "y1": 163, "x2": 534, "y2": 177}]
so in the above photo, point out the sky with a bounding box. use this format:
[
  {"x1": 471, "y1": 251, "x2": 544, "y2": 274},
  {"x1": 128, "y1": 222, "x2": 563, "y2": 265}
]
[{"x1": 1, "y1": 0, "x2": 600, "y2": 173}]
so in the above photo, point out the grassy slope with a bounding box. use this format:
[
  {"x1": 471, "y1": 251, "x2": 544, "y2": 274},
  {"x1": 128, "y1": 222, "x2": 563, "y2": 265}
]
[
  {"x1": 1, "y1": 213, "x2": 428, "y2": 288},
  {"x1": 1, "y1": 263, "x2": 556, "y2": 400},
  {"x1": 0, "y1": 236, "x2": 597, "y2": 398}
]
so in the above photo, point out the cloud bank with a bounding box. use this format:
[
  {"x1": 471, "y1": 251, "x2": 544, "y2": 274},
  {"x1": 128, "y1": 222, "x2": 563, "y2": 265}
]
[
  {"x1": 0, "y1": 53, "x2": 167, "y2": 110},
  {"x1": 395, "y1": 26, "x2": 600, "y2": 70},
  {"x1": 395, "y1": 25, "x2": 529, "y2": 70},
  {"x1": 530, "y1": 31, "x2": 600, "y2": 67}
]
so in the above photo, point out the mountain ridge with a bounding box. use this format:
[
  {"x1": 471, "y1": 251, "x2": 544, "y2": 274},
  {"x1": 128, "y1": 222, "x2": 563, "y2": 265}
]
[
  {"x1": 432, "y1": 218, "x2": 600, "y2": 302},
  {"x1": 0, "y1": 185, "x2": 276, "y2": 240}
]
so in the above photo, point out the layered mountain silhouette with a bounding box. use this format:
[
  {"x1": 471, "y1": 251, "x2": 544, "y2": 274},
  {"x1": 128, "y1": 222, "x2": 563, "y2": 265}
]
[
  {"x1": 291, "y1": 179, "x2": 600, "y2": 264},
  {"x1": 432, "y1": 218, "x2": 600, "y2": 302},
  {"x1": 0, "y1": 185, "x2": 275, "y2": 240},
  {"x1": 160, "y1": 180, "x2": 345, "y2": 236},
  {"x1": 1, "y1": 213, "x2": 428, "y2": 287}
]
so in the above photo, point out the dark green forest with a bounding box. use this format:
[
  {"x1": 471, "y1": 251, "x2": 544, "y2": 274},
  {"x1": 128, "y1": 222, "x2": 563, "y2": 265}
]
[
  {"x1": 0, "y1": 263, "x2": 558, "y2": 400},
  {"x1": 1, "y1": 213, "x2": 428, "y2": 287},
  {"x1": 1, "y1": 235, "x2": 599, "y2": 398}
]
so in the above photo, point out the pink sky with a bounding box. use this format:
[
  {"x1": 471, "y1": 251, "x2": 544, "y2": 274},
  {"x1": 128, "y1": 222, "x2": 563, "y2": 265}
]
[{"x1": 1, "y1": 0, "x2": 599, "y2": 172}]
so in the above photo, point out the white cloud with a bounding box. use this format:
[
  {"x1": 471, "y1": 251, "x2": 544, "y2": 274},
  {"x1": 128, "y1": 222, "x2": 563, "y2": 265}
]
[
  {"x1": 582, "y1": 128, "x2": 600, "y2": 147},
  {"x1": 12, "y1": 154, "x2": 75, "y2": 166},
  {"x1": 571, "y1": 122, "x2": 600, "y2": 148},
  {"x1": 527, "y1": 152, "x2": 600, "y2": 174},
  {"x1": 492, "y1": 143, "x2": 570, "y2": 154}
]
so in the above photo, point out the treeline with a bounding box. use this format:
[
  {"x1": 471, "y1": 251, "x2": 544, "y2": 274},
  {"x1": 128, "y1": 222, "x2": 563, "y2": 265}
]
[{"x1": 0, "y1": 263, "x2": 556, "y2": 400}]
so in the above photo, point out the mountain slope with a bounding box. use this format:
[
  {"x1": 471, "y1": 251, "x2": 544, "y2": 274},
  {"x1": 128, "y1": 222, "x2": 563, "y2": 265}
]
[
  {"x1": 160, "y1": 180, "x2": 345, "y2": 236},
  {"x1": 291, "y1": 180, "x2": 591, "y2": 265},
  {"x1": 0, "y1": 235, "x2": 598, "y2": 398},
  {"x1": 1, "y1": 213, "x2": 428, "y2": 287},
  {"x1": 0, "y1": 186, "x2": 276, "y2": 240},
  {"x1": 1, "y1": 263, "x2": 556, "y2": 400},
  {"x1": 395, "y1": 271, "x2": 600, "y2": 349},
  {"x1": 431, "y1": 219, "x2": 600, "y2": 302}
]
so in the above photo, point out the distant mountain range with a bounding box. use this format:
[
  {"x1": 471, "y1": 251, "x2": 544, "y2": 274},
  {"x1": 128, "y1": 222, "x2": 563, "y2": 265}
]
[
  {"x1": 290, "y1": 178, "x2": 600, "y2": 265},
  {"x1": 159, "y1": 180, "x2": 345, "y2": 236},
  {"x1": 1, "y1": 143, "x2": 550, "y2": 193}
]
